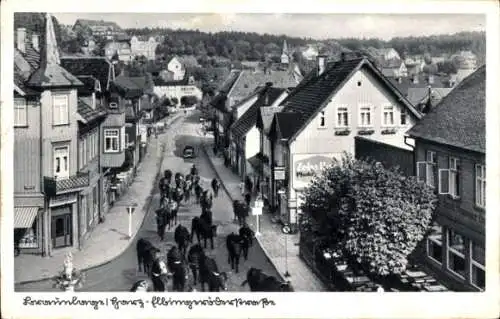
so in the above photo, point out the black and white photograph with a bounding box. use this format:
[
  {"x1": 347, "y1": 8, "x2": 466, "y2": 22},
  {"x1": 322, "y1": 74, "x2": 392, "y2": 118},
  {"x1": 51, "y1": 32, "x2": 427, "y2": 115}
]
[{"x1": 1, "y1": 0, "x2": 499, "y2": 318}]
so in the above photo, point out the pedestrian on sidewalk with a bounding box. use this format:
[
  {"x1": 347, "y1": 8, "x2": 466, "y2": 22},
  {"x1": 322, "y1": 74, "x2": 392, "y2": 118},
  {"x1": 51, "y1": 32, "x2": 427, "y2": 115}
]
[
  {"x1": 244, "y1": 192, "x2": 251, "y2": 208},
  {"x1": 245, "y1": 176, "x2": 253, "y2": 195},
  {"x1": 239, "y1": 182, "x2": 245, "y2": 196},
  {"x1": 151, "y1": 251, "x2": 168, "y2": 292},
  {"x1": 211, "y1": 178, "x2": 219, "y2": 198}
]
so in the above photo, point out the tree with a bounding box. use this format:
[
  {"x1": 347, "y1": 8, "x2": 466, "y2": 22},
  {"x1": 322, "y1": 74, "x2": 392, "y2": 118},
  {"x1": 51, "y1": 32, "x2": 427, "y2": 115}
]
[
  {"x1": 300, "y1": 153, "x2": 437, "y2": 276},
  {"x1": 180, "y1": 95, "x2": 199, "y2": 107},
  {"x1": 437, "y1": 60, "x2": 458, "y2": 74}
]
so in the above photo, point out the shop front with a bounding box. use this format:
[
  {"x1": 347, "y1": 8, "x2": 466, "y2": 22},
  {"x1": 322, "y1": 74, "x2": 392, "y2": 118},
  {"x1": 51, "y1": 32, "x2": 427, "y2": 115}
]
[
  {"x1": 288, "y1": 153, "x2": 340, "y2": 226},
  {"x1": 49, "y1": 193, "x2": 78, "y2": 251},
  {"x1": 14, "y1": 206, "x2": 43, "y2": 255}
]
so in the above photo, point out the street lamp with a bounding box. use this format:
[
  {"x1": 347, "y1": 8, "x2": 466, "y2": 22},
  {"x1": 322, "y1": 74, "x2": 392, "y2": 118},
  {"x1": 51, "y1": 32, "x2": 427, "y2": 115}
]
[
  {"x1": 127, "y1": 203, "x2": 138, "y2": 239},
  {"x1": 282, "y1": 225, "x2": 291, "y2": 278},
  {"x1": 252, "y1": 194, "x2": 264, "y2": 236}
]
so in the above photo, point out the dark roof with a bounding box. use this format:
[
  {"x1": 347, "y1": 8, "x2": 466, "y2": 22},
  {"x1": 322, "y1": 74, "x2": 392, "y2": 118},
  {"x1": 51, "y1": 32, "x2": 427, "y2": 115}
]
[
  {"x1": 76, "y1": 76, "x2": 97, "y2": 94},
  {"x1": 407, "y1": 65, "x2": 485, "y2": 153},
  {"x1": 77, "y1": 98, "x2": 107, "y2": 123},
  {"x1": 112, "y1": 75, "x2": 153, "y2": 98},
  {"x1": 275, "y1": 57, "x2": 421, "y2": 141},
  {"x1": 256, "y1": 105, "x2": 284, "y2": 134},
  {"x1": 230, "y1": 87, "x2": 287, "y2": 138},
  {"x1": 75, "y1": 19, "x2": 121, "y2": 29},
  {"x1": 153, "y1": 76, "x2": 189, "y2": 86},
  {"x1": 60, "y1": 57, "x2": 114, "y2": 91},
  {"x1": 228, "y1": 70, "x2": 299, "y2": 101},
  {"x1": 271, "y1": 112, "x2": 303, "y2": 140},
  {"x1": 28, "y1": 63, "x2": 83, "y2": 88},
  {"x1": 125, "y1": 104, "x2": 138, "y2": 122},
  {"x1": 388, "y1": 75, "x2": 451, "y2": 96},
  {"x1": 219, "y1": 70, "x2": 242, "y2": 93}
]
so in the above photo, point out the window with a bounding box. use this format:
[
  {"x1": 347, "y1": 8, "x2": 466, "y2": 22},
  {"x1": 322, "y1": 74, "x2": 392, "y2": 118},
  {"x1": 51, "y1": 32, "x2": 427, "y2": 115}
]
[
  {"x1": 52, "y1": 95, "x2": 69, "y2": 125},
  {"x1": 104, "y1": 129, "x2": 120, "y2": 153},
  {"x1": 336, "y1": 106, "x2": 349, "y2": 127},
  {"x1": 400, "y1": 109, "x2": 407, "y2": 125},
  {"x1": 53, "y1": 146, "x2": 69, "y2": 178},
  {"x1": 427, "y1": 222, "x2": 443, "y2": 263},
  {"x1": 319, "y1": 111, "x2": 326, "y2": 128},
  {"x1": 447, "y1": 229, "x2": 466, "y2": 278},
  {"x1": 14, "y1": 98, "x2": 27, "y2": 127},
  {"x1": 439, "y1": 157, "x2": 461, "y2": 198},
  {"x1": 359, "y1": 105, "x2": 372, "y2": 127},
  {"x1": 382, "y1": 104, "x2": 395, "y2": 126},
  {"x1": 475, "y1": 164, "x2": 486, "y2": 208},
  {"x1": 417, "y1": 150, "x2": 437, "y2": 188},
  {"x1": 470, "y1": 241, "x2": 485, "y2": 290},
  {"x1": 125, "y1": 133, "x2": 130, "y2": 146},
  {"x1": 18, "y1": 218, "x2": 38, "y2": 248}
]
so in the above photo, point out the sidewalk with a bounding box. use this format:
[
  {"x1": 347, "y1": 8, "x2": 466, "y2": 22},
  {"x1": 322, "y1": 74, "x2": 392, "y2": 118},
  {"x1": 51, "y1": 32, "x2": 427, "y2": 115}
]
[
  {"x1": 201, "y1": 144, "x2": 328, "y2": 291},
  {"x1": 14, "y1": 114, "x2": 183, "y2": 284}
]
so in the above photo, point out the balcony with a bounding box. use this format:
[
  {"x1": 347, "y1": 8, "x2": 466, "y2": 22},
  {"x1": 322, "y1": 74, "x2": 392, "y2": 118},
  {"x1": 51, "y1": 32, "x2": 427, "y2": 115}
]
[{"x1": 44, "y1": 172, "x2": 90, "y2": 197}]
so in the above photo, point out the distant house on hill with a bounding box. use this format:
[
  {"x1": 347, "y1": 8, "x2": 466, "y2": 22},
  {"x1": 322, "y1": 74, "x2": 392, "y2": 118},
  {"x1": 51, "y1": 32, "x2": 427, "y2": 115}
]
[
  {"x1": 130, "y1": 36, "x2": 158, "y2": 60},
  {"x1": 73, "y1": 19, "x2": 124, "y2": 39},
  {"x1": 104, "y1": 39, "x2": 132, "y2": 62},
  {"x1": 380, "y1": 59, "x2": 408, "y2": 78}
]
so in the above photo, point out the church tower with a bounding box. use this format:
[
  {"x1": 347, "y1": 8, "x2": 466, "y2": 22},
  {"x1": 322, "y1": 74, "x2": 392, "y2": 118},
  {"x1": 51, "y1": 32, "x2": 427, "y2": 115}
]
[{"x1": 281, "y1": 39, "x2": 290, "y2": 65}]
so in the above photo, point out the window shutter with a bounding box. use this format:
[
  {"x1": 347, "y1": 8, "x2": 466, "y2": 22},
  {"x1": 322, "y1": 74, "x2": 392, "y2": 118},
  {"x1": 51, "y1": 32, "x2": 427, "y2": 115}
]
[
  {"x1": 121, "y1": 126, "x2": 126, "y2": 151},
  {"x1": 439, "y1": 169, "x2": 450, "y2": 194},
  {"x1": 417, "y1": 161, "x2": 427, "y2": 182}
]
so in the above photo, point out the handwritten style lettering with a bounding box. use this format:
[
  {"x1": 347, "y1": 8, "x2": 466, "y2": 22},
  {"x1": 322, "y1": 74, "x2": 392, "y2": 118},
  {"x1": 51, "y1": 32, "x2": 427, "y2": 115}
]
[{"x1": 295, "y1": 160, "x2": 330, "y2": 178}]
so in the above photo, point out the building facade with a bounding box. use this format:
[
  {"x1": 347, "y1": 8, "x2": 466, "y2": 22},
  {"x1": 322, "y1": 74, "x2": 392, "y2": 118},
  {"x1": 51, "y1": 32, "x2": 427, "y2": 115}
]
[
  {"x1": 104, "y1": 40, "x2": 132, "y2": 62},
  {"x1": 13, "y1": 15, "x2": 102, "y2": 256},
  {"x1": 73, "y1": 19, "x2": 124, "y2": 39},
  {"x1": 407, "y1": 66, "x2": 486, "y2": 291},
  {"x1": 130, "y1": 36, "x2": 158, "y2": 60},
  {"x1": 267, "y1": 54, "x2": 421, "y2": 226},
  {"x1": 167, "y1": 57, "x2": 186, "y2": 81}
]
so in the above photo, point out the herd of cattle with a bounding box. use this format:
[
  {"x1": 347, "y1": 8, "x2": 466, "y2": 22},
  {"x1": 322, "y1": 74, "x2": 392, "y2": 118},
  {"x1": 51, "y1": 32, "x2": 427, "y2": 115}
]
[{"x1": 130, "y1": 166, "x2": 293, "y2": 292}]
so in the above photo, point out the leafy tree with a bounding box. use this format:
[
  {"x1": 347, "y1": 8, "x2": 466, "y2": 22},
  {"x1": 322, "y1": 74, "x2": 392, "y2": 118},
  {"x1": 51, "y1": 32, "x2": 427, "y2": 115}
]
[
  {"x1": 180, "y1": 95, "x2": 198, "y2": 106},
  {"x1": 437, "y1": 60, "x2": 458, "y2": 74},
  {"x1": 300, "y1": 153, "x2": 437, "y2": 276},
  {"x1": 171, "y1": 97, "x2": 179, "y2": 105}
]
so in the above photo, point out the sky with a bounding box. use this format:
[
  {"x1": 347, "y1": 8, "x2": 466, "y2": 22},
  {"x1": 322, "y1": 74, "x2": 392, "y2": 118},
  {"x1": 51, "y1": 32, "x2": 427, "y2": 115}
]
[{"x1": 52, "y1": 13, "x2": 485, "y2": 41}]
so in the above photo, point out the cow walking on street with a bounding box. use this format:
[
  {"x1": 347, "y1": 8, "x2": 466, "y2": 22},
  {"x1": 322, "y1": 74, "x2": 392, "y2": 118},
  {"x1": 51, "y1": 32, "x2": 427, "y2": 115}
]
[
  {"x1": 174, "y1": 224, "x2": 191, "y2": 259},
  {"x1": 226, "y1": 232, "x2": 250, "y2": 273},
  {"x1": 191, "y1": 216, "x2": 217, "y2": 249},
  {"x1": 199, "y1": 255, "x2": 228, "y2": 292},
  {"x1": 136, "y1": 238, "x2": 160, "y2": 276},
  {"x1": 187, "y1": 244, "x2": 204, "y2": 286},
  {"x1": 241, "y1": 267, "x2": 293, "y2": 292}
]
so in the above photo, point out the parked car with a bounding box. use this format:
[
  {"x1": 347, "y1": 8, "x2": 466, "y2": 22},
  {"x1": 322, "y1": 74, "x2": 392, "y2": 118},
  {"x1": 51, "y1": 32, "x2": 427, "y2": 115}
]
[{"x1": 183, "y1": 145, "x2": 195, "y2": 158}]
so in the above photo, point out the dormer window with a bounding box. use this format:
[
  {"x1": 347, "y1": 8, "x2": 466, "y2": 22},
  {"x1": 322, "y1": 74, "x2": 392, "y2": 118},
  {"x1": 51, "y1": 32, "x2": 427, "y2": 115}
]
[{"x1": 109, "y1": 102, "x2": 118, "y2": 109}]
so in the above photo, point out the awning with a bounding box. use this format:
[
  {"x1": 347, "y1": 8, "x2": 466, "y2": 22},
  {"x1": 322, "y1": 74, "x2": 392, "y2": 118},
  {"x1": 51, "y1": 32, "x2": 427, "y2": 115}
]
[{"x1": 14, "y1": 207, "x2": 39, "y2": 228}]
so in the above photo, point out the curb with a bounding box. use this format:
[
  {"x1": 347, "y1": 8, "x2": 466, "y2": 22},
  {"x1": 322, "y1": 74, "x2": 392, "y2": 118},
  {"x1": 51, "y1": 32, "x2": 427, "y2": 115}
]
[
  {"x1": 199, "y1": 140, "x2": 289, "y2": 284},
  {"x1": 15, "y1": 115, "x2": 184, "y2": 286}
]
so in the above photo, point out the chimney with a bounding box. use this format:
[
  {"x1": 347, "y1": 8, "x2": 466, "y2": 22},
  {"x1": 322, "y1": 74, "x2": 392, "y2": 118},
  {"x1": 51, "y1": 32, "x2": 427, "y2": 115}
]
[
  {"x1": 32, "y1": 34, "x2": 40, "y2": 51},
  {"x1": 317, "y1": 54, "x2": 327, "y2": 76},
  {"x1": 264, "y1": 82, "x2": 273, "y2": 106},
  {"x1": 17, "y1": 28, "x2": 26, "y2": 53}
]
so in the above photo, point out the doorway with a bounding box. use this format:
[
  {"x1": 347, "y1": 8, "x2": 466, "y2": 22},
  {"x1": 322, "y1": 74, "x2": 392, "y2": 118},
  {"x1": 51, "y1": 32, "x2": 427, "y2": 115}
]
[{"x1": 51, "y1": 207, "x2": 72, "y2": 248}]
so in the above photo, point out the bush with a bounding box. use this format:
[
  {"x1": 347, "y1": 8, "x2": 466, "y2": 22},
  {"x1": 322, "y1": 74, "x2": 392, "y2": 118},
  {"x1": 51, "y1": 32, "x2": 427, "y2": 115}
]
[{"x1": 300, "y1": 153, "x2": 437, "y2": 276}]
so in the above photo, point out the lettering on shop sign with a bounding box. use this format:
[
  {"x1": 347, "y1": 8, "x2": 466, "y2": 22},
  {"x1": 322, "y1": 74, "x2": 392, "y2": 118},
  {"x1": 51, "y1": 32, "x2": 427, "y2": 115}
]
[{"x1": 295, "y1": 155, "x2": 332, "y2": 179}]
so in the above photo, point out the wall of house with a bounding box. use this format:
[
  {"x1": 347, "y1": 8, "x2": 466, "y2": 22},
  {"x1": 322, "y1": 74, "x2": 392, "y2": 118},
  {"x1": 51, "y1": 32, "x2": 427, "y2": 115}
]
[
  {"x1": 414, "y1": 139, "x2": 485, "y2": 291},
  {"x1": 153, "y1": 85, "x2": 203, "y2": 102},
  {"x1": 14, "y1": 99, "x2": 42, "y2": 196},
  {"x1": 40, "y1": 89, "x2": 79, "y2": 179},
  {"x1": 244, "y1": 126, "x2": 260, "y2": 160},
  {"x1": 100, "y1": 112, "x2": 126, "y2": 167},
  {"x1": 167, "y1": 59, "x2": 185, "y2": 80},
  {"x1": 286, "y1": 68, "x2": 417, "y2": 222}
]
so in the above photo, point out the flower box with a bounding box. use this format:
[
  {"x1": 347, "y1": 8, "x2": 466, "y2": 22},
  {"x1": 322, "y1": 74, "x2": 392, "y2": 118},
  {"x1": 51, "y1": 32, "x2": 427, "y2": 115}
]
[
  {"x1": 381, "y1": 128, "x2": 397, "y2": 135},
  {"x1": 357, "y1": 129, "x2": 375, "y2": 135},
  {"x1": 335, "y1": 129, "x2": 351, "y2": 136}
]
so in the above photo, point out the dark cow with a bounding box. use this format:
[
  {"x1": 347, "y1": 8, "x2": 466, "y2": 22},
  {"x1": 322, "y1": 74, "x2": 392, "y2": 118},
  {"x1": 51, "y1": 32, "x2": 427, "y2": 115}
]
[
  {"x1": 194, "y1": 184, "x2": 203, "y2": 204},
  {"x1": 155, "y1": 209, "x2": 166, "y2": 241},
  {"x1": 239, "y1": 224, "x2": 255, "y2": 247},
  {"x1": 130, "y1": 280, "x2": 149, "y2": 292},
  {"x1": 200, "y1": 209, "x2": 213, "y2": 226},
  {"x1": 199, "y1": 255, "x2": 228, "y2": 292},
  {"x1": 174, "y1": 224, "x2": 191, "y2": 259},
  {"x1": 136, "y1": 238, "x2": 160, "y2": 275},
  {"x1": 226, "y1": 232, "x2": 249, "y2": 273},
  {"x1": 187, "y1": 244, "x2": 205, "y2": 285},
  {"x1": 171, "y1": 262, "x2": 189, "y2": 292},
  {"x1": 167, "y1": 246, "x2": 182, "y2": 273},
  {"x1": 151, "y1": 251, "x2": 169, "y2": 292},
  {"x1": 241, "y1": 267, "x2": 293, "y2": 292},
  {"x1": 191, "y1": 217, "x2": 217, "y2": 249},
  {"x1": 200, "y1": 190, "x2": 213, "y2": 213}
]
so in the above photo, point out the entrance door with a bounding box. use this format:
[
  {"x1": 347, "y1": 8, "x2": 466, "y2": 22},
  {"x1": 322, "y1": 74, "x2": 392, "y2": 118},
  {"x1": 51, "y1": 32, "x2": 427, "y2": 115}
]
[{"x1": 51, "y1": 209, "x2": 72, "y2": 248}]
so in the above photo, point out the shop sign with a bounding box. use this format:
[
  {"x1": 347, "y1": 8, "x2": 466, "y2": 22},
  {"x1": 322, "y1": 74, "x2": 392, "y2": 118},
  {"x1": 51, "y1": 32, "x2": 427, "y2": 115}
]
[
  {"x1": 274, "y1": 167, "x2": 286, "y2": 180},
  {"x1": 49, "y1": 193, "x2": 77, "y2": 207},
  {"x1": 293, "y1": 154, "x2": 339, "y2": 189}
]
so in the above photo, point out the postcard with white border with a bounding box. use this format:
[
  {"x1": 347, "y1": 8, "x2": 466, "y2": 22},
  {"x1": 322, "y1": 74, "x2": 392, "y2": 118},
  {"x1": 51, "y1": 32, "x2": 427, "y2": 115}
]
[{"x1": 1, "y1": 0, "x2": 499, "y2": 318}]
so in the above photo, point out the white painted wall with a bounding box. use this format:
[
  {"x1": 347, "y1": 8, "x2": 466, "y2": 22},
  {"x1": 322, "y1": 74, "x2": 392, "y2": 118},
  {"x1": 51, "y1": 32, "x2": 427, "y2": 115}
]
[{"x1": 167, "y1": 58, "x2": 185, "y2": 80}]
